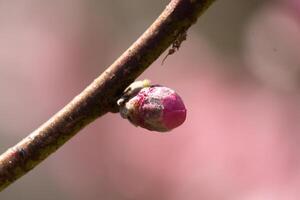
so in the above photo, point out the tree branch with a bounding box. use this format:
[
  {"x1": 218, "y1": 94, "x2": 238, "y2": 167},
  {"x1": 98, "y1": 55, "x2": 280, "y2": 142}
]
[{"x1": 0, "y1": 0, "x2": 215, "y2": 191}]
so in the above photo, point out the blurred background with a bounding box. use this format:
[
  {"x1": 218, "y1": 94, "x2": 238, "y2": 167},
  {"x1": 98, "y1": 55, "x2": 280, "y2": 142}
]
[{"x1": 1, "y1": 0, "x2": 300, "y2": 199}]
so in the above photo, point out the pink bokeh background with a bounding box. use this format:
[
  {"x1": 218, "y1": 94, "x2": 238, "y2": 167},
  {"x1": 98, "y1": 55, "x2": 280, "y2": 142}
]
[{"x1": 1, "y1": 0, "x2": 300, "y2": 199}]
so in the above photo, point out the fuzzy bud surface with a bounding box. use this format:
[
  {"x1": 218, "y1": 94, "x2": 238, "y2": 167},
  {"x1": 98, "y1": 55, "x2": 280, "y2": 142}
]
[{"x1": 119, "y1": 85, "x2": 186, "y2": 132}]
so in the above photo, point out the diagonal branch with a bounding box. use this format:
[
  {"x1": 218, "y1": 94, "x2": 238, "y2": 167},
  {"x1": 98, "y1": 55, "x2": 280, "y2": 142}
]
[{"x1": 0, "y1": 0, "x2": 215, "y2": 191}]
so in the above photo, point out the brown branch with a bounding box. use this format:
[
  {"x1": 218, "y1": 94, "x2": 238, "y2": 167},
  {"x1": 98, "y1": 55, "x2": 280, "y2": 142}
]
[{"x1": 0, "y1": 0, "x2": 215, "y2": 191}]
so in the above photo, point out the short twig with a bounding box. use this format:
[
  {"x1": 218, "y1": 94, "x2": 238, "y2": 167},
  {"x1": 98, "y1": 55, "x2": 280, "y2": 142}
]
[{"x1": 162, "y1": 31, "x2": 187, "y2": 65}]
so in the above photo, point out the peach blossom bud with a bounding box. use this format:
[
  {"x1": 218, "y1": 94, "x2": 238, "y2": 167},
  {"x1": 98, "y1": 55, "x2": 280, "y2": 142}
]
[{"x1": 119, "y1": 85, "x2": 186, "y2": 132}]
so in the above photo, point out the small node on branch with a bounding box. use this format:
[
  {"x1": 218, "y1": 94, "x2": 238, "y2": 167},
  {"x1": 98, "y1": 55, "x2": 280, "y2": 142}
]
[
  {"x1": 117, "y1": 79, "x2": 151, "y2": 106},
  {"x1": 162, "y1": 31, "x2": 187, "y2": 65}
]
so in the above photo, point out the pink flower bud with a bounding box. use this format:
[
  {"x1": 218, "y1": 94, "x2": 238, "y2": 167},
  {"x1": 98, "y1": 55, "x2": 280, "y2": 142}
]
[{"x1": 119, "y1": 86, "x2": 186, "y2": 132}]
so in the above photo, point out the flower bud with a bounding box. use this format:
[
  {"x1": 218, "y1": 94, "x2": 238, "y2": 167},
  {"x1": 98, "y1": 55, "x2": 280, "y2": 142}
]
[{"x1": 119, "y1": 85, "x2": 186, "y2": 132}]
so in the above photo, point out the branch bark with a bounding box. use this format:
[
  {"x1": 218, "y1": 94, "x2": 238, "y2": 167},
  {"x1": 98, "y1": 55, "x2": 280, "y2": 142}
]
[{"x1": 0, "y1": 0, "x2": 215, "y2": 191}]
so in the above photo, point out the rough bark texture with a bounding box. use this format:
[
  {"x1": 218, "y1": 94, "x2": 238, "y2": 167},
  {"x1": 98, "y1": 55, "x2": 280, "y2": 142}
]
[{"x1": 0, "y1": 0, "x2": 215, "y2": 191}]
